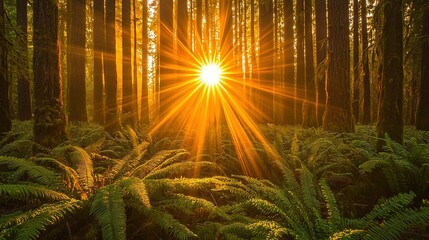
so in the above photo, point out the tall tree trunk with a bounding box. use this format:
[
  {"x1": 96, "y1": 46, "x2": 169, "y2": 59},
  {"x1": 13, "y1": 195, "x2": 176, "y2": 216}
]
[
  {"x1": 0, "y1": 0, "x2": 11, "y2": 137},
  {"x1": 296, "y1": 0, "x2": 305, "y2": 124},
  {"x1": 68, "y1": 0, "x2": 87, "y2": 122},
  {"x1": 16, "y1": 0, "x2": 32, "y2": 120},
  {"x1": 316, "y1": 0, "x2": 327, "y2": 124},
  {"x1": 33, "y1": 0, "x2": 68, "y2": 148},
  {"x1": 104, "y1": 0, "x2": 119, "y2": 133},
  {"x1": 122, "y1": 0, "x2": 133, "y2": 126},
  {"x1": 132, "y1": 0, "x2": 138, "y2": 125},
  {"x1": 283, "y1": 0, "x2": 294, "y2": 125},
  {"x1": 376, "y1": 0, "x2": 403, "y2": 150},
  {"x1": 196, "y1": 0, "x2": 202, "y2": 56},
  {"x1": 93, "y1": 0, "x2": 104, "y2": 125},
  {"x1": 141, "y1": 0, "x2": 149, "y2": 125},
  {"x1": 323, "y1": 0, "x2": 355, "y2": 132},
  {"x1": 159, "y1": 0, "x2": 173, "y2": 119},
  {"x1": 415, "y1": 4, "x2": 429, "y2": 130},
  {"x1": 250, "y1": 0, "x2": 259, "y2": 122},
  {"x1": 361, "y1": 0, "x2": 371, "y2": 123},
  {"x1": 353, "y1": 0, "x2": 360, "y2": 122},
  {"x1": 302, "y1": 0, "x2": 318, "y2": 128},
  {"x1": 259, "y1": 0, "x2": 274, "y2": 123}
]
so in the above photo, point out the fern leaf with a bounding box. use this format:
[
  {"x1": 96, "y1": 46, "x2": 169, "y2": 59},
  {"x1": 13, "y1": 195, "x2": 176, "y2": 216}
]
[
  {"x1": 131, "y1": 149, "x2": 188, "y2": 178},
  {"x1": 116, "y1": 177, "x2": 151, "y2": 208},
  {"x1": 0, "y1": 184, "x2": 69, "y2": 201},
  {"x1": 329, "y1": 229, "x2": 365, "y2": 240},
  {"x1": 112, "y1": 141, "x2": 149, "y2": 180},
  {"x1": 69, "y1": 146, "x2": 94, "y2": 191},
  {"x1": 300, "y1": 164, "x2": 320, "y2": 212},
  {"x1": 319, "y1": 179, "x2": 341, "y2": 225},
  {"x1": 90, "y1": 185, "x2": 126, "y2": 240},
  {"x1": 144, "y1": 161, "x2": 221, "y2": 179}
]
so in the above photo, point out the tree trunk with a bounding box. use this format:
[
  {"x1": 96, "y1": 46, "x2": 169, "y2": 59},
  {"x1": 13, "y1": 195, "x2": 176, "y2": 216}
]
[
  {"x1": 316, "y1": 0, "x2": 327, "y2": 125},
  {"x1": 122, "y1": 0, "x2": 133, "y2": 126},
  {"x1": 68, "y1": 0, "x2": 87, "y2": 122},
  {"x1": 141, "y1": 0, "x2": 149, "y2": 125},
  {"x1": 259, "y1": 0, "x2": 274, "y2": 123},
  {"x1": 302, "y1": 0, "x2": 318, "y2": 128},
  {"x1": 33, "y1": 0, "x2": 68, "y2": 148},
  {"x1": 283, "y1": 0, "x2": 295, "y2": 125},
  {"x1": 0, "y1": 0, "x2": 11, "y2": 137},
  {"x1": 296, "y1": 0, "x2": 305, "y2": 125},
  {"x1": 250, "y1": 0, "x2": 259, "y2": 122},
  {"x1": 132, "y1": 0, "x2": 138, "y2": 125},
  {"x1": 415, "y1": 4, "x2": 429, "y2": 130},
  {"x1": 352, "y1": 0, "x2": 360, "y2": 122},
  {"x1": 93, "y1": 0, "x2": 104, "y2": 125},
  {"x1": 323, "y1": 0, "x2": 355, "y2": 132},
  {"x1": 361, "y1": 0, "x2": 371, "y2": 123},
  {"x1": 104, "y1": 0, "x2": 119, "y2": 133},
  {"x1": 16, "y1": 0, "x2": 32, "y2": 120},
  {"x1": 159, "y1": 0, "x2": 173, "y2": 119},
  {"x1": 376, "y1": 0, "x2": 403, "y2": 150}
]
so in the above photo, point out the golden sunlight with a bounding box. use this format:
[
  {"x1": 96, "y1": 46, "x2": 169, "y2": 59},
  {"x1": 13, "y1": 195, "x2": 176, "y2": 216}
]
[{"x1": 200, "y1": 64, "x2": 222, "y2": 86}]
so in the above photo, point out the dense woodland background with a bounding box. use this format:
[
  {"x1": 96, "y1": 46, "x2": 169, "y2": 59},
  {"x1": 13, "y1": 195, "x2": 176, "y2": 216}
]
[{"x1": 0, "y1": 0, "x2": 429, "y2": 239}]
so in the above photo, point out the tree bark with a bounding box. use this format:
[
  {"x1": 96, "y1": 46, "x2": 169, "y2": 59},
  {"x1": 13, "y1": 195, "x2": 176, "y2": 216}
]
[
  {"x1": 16, "y1": 0, "x2": 32, "y2": 120},
  {"x1": 353, "y1": 0, "x2": 360, "y2": 122},
  {"x1": 68, "y1": 0, "x2": 87, "y2": 122},
  {"x1": 361, "y1": 0, "x2": 371, "y2": 123},
  {"x1": 159, "y1": 0, "x2": 173, "y2": 119},
  {"x1": 122, "y1": 0, "x2": 133, "y2": 126},
  {"x1": 323, "y1": 0, "x2": 355, "y2": 132},
  {"x1": 104, "y1": 0, "x2": 119, "y2": 133},
  {"x1": 141, "y1": 0, "x2": 149, "y2": 125},
  {"x1": 376, "y1": 0, "x2": 403, "y2": 150},
  {"x1": 302, "y1": 0, "x2": 318, "y2": 128},
  {"x1": 0, "y1": 0, "x2": 11, "y2": 137},
  {"x1": 33, "y1": 0, "x2": 68, "y2": 148},
  {"x1": 315, "y1": 0, "x2": 327, "y2": 125},
  {"x1": 415, "y1": 4, "x2": 429, "y2": 130},
  {"x1": 296, "y1": 0, "x2": 305, "y2": 124},
  {"x1": 259, "y1": 0, "x2": 274, "y2": 123},
  {"x1": 283, "y1": 0, "x2": 295, "y2": 125},
  {"x1": 93, "y1": 0, "x2": 104, "y2": 125}
]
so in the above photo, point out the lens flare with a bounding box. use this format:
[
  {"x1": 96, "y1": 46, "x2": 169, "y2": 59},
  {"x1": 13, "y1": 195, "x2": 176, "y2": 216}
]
[{"x1": 200, "y1": 64, "x2": 222, "y2": 86}]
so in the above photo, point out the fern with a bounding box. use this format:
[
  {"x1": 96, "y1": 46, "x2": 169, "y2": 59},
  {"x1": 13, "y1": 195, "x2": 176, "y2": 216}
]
[
  {"x1": 90, "y1": 185, "x2": 126, "y2": 240},
  {"x1": 0, "y1": 184, "x2": 69, "y2": 201},
  {"x1": 116, "y1": 177, "x2": 151, "y2": 208},
  {"x1": 0, "y1": 199, "x2": 82, "y2": 240},
  {"x1": 319, "y1": 179, "x2": 341, "y2": 226},
  {"x1": 111, "y1": 141, "x2": 149, "y2": 180},
  {"x1": 300, "y1": 164, "x2": 320, "y2": 212},
  {"x1": 131, "y1": 149, "x2": 188, "y2": 178},
  {"x1": 69, "y1": 146, "x2": 94, "y2": 191},
  {"x1": 144, "y1": 161, "x2": 222, "y2": 179}
]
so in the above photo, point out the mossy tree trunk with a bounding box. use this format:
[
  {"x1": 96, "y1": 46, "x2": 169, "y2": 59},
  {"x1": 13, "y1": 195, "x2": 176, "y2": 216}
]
[
  {"x1": 0, "y1": 0, "x2": 11, "y2": 137},
  {"x1": 283, "y1": 0, "x2": 295, "y2": 125},
  {"x1": 33, "y1": 0, "x2": 68, "y2": 148},
  {"x1": 93, "y1": 0, "x2": 104, "y2": 125},
  {"x1": 361, "y1": 0, "x2": 371, "y2": 124},
  {"x1": 376, "y1": 0, "x2": 404, "y2": 150},
  {"x1": 315, "y1": 0, "x2": 327, "y2": 125},
  {"x1": 17, "y1": 0, "x2": 32, "y2": 120},
  {"x1": 415, "y1": 4, "x2": 429, "y2": 130},
  {"x1": 302, "y1": 0, "x2": 318, "y2": 128},
  {"x1": 104, "y1": 0, "x2": 119, "y2": 133},
  {"x1": 122, "y1": 0, "x2": 134, "y2": 126},
  {"x1": 323, "y1": 0, "x2": 355, "y2": 132},
  {"x1": 140, "y1": 0, "x2": 149, "y2": 125},
  {"x1": 68, "y1": 0, "x2": 87, "y2": 122},
  {"x1": 296, "y1": 0, "x2": 305, "y2": 125}
]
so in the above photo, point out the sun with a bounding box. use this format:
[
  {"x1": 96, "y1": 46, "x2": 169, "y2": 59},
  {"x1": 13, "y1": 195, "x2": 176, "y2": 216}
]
[{"x1": 200, "y1": 64, "x2": 222, "y2": 86}]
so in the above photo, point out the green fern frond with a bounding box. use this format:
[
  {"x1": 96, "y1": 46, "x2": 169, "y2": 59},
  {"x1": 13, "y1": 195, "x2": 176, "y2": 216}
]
[
  {"x1": 319, "y1": 179, "x2": 341, "y2": 225},
  {"x1": 300, "y1": 164, "x2": 320, "y2": 212},
  {"x1": 359, "y1": 159, "x2": 388, "y2": 174},
  {"x1": 90, "y1": 185, "x2": 126, "y2": 240},
  {"x1": 218, "y1": 221, "x2": 293, "y2": 240},
  {"x1": 329, "y1": 229, "x2": 365, "y2": 240},
  {"x1": 145, "y1": 177, "x2": 224, "y2": 196},
  {"x1": 69, "y1": 146, "x2": 94, "y2": 191},
  {"x1": 0, "y1": 199, "x2": 82, "y2": 240},
  {"x1": 131, "y1": 149, "x2": 188, "y2": 178},
  {"x1": 144, "y1": 161, "x2": 221, "y2": 179},
  {"x1": 112, "y1": 141, "x2": 149, "y2": 180},
  {"x1": 365, "y1": 207, "x2": 429, "y2": 240},
  {"x1": 116, "y1": 177, "x2": 151, "y2": 208},
  {"x1": 0, "y1": 184, "x2": 69, "y2": 201},
  {"x1": 0, "y1": 156, "x2": 62, "y2": 187}
]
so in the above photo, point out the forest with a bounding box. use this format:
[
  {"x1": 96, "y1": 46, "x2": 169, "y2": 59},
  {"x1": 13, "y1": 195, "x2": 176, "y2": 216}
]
[{"x1": 0, "y1": 0, "x2": 429, "y2": 239}]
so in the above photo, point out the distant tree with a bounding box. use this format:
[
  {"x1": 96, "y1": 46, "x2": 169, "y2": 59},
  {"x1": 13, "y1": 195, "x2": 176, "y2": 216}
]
[
  {"x1": 323, "y1": 0, "x2": 354, "y2": 132},
  {"x1": 376, "y1": 0, "x2": 404, "y2": 150},
  {"x1": 195, "y1": 0, "x2": 202, "y2": 56},
  {"x1": 259, "y1": 0, "x2": 274, "y2": 122},
  {"x1": 302, "y1": 0, "x2": 318, "y2": 128},
  {"x1": 16, "y1": 0, "x2": 32, "y2": 120},
  {"x1": 122, "y1": 0, "x2": 134, "y2": 126},
  {"x1": 352, "y1": 0, "x2": 360, "y2": 121},
  {"x1": 220, "y1": 0, "x2": 232, "y2": 62},
  {"x1": 0, "y1": 0, "x2": 11, "y2": 137},
  {"x1": 104, "y1": 0, "x2": 119, "y2": 132},
  {"x1": 132, "y1": 0, "x2": 138, "y2": 124},
  {"x1": 283, "y1": 0, "x2": 295, "y2": 125},
  {"x1": 296, "y1": 0, "x2": 305, "y2": 124},
  {"x1": 93, "y1": 0, "x2": 104, "y2": 124},
  {"x1": 415, "y1": 4, "x2": 429, "y2": 130},
  {"x1": 33, "y1": 0, "x2": 68, "y2": 148},
  {"x1": 68, "y1": 0, "x2": 87, "y2": 122},
  {"x1": 315, "y1": 0, "x2": 327, "y2": 124},
  {"x1": 361, "y1": 0, "x2": 371, "y2": 124},
  {"x1": 159, "y1": 0, "x2": 173, "y2": 119},
  {"x1": 141, "y1": 0, "x2": 149, "y2": 125}
]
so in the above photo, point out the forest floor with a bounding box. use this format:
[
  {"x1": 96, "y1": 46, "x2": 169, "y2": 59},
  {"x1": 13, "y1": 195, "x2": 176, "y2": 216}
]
[{"x1": 1, "y1": 121, "x2": 429, "y2": 239}]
